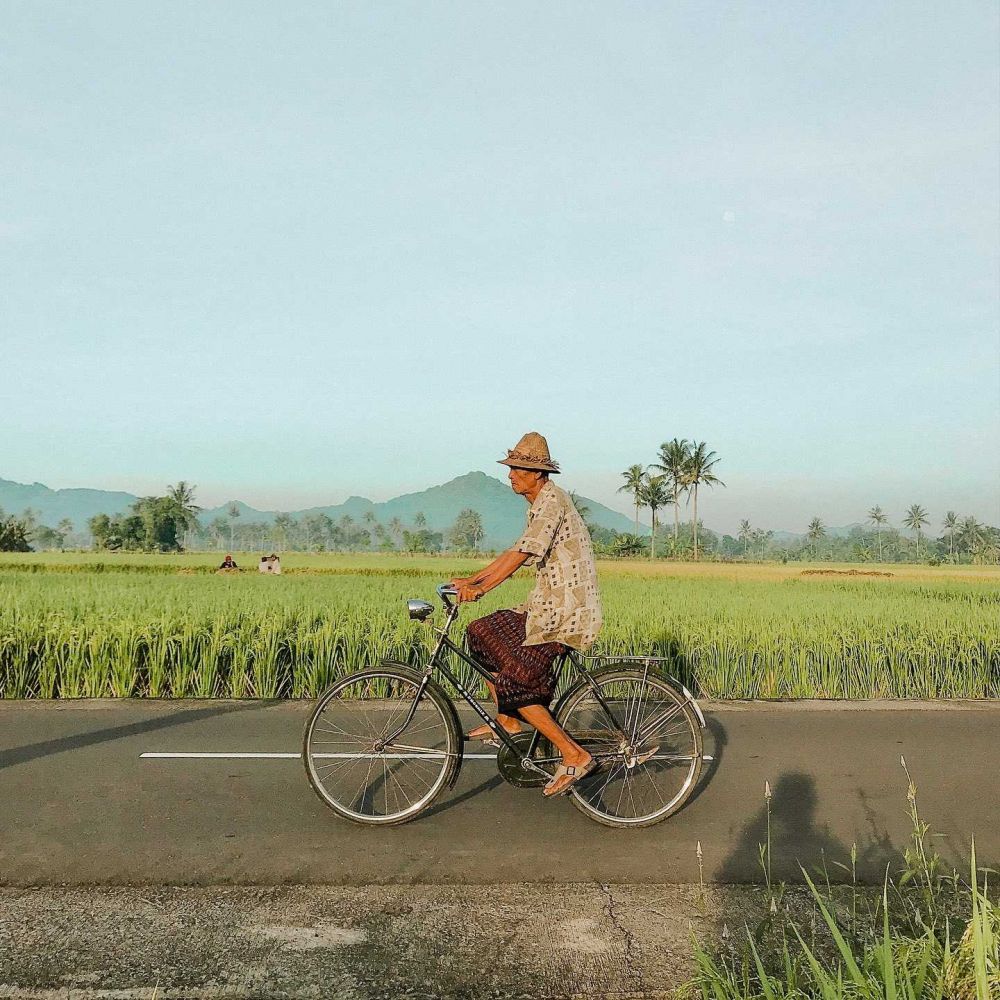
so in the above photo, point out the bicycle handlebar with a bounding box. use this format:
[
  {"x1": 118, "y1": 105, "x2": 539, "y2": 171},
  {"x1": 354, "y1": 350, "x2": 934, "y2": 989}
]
[{"x1": 436, "y1": 583, "x2": 458, "y2": 607}]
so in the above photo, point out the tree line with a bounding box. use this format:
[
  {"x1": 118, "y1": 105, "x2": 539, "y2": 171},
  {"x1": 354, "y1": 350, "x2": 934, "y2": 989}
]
[
  {"x1": 67, "y1": 482, "x2": 489, "y2": 555},
  {"x1": 3, "y1": 473, "x2": 997, "y2": 564}
]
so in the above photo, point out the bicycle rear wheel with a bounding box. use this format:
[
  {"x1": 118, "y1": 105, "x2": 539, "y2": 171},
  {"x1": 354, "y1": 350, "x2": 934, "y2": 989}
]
[
  {"x1": 303, "y1": 665, "x2": 460, "y2": 826},
  {"x1": 555, "y1": 667, "x2": 703, "y2": 828}
]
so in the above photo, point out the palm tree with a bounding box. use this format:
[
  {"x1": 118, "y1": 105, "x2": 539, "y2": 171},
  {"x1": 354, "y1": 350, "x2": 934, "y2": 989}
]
[
  {"x1": 273, "y1": 513, "x2": 292, "y2": 549},
  {"x1": 903, "y1": 504, "x2": 929, "y2": 559},
  {"x1": 569, "y1": 492, "x2": 591, "y2": 524},
  {"x1": 958, "y1": 516, "x2": 984, "y2": 559},
  {"x1": 388, "y1": 517, "x2": 403, "y2": 546},
  {"x1": 759, "y1": 529, "x2": 773, "y2": 560},
  {"x1": 168, "y1": 481, "x2": 201, "y2": 548},
  {"x1": 738, "y1": 519, "x2": 752, "y2": 558},
  {"x1": 617, "y1": 464, "x2": 646, "y2": 534},
  {"x1": 56, "y1": 518, "x2": 74, "y2": 549},
  {"x1": 226, "y1": 502, "x2": 240, "y2": 551},
  {"x1": 806, "y1": 517, "x2": 826, "y2": 558},
  {"x1": 682, "y1": 442, "x2": 725, "y2": 561},
  {"x1": 942, "y1": 511, "x2": 959, "y2": 562},
  {"x1": 651, "y1": 439, "x2": 691, "y2": 544},
  {"x1": 867, "y1": 505, "x2": 888, "y2": 562},
  {"x1": 467, "y1": 509, "x2": 485, "y2": 551},
  {"x1": 636, "y1": 474, "x2": 672, "y2": 559}
]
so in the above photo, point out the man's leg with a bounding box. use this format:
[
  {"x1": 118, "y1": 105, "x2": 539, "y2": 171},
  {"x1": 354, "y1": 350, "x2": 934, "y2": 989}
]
[
  {"x1": 467, "y1": 678, "x2": 522, "y2": 739},
  {"x1": 517, "y1": 704, "x2": 591, "y2": 769}
]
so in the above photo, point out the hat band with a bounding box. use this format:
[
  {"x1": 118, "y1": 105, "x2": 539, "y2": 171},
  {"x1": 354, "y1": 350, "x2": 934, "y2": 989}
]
[{"x1": 506, "y1": 449, "x2": 560, "y2": 470}]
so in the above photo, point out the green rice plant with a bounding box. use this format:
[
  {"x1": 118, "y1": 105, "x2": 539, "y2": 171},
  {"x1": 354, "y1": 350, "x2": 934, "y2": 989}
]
[
  {"x1": 0, "y1": 557, "x2": 996, "y2": 700},
  {"x1": 109, "y1": 621, "x2": 143, "y2": 698},
  {"x1": 143, "y1": 622, "x2": 175, "y2": 698}
]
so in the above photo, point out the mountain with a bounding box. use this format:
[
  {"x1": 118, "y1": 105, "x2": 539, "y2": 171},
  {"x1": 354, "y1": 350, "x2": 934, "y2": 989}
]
[
  {"x1": 1, "y1": 472, "x2": 636, "y2": 549},
  {"x1": 0, "y1": 479, "x2": 137, "y2": 527}
]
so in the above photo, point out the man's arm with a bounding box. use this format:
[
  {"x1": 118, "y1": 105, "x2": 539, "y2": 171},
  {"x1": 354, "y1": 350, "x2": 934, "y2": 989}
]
[{"x1": 450, "y1": 549, "x2": 529, "y2": 603}]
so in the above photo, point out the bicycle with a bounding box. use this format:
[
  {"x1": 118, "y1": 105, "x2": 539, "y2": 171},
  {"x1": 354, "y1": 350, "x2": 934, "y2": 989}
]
[{"x1": 303, "y1": 584, "x2": 708, "y2": 828}]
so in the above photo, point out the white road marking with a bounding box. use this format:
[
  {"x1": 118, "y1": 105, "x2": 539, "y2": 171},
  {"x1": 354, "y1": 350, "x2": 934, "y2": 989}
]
[{"x1": 140, "y1": 751, "x2": 499, "y2": 760}]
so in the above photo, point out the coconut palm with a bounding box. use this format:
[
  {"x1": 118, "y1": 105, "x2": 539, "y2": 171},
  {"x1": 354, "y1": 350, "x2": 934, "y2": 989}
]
[
  {"x1": 942, "y1": 511, "x2": 959, "y2": 562},
  {"x1": 56, "y1": 518, "x2": 74, "y2": 549},
  {"x1": 569, "y1": 492, "x2": 591, "y2": 524},
  {"x1": 867, "y1": 505, "x2": 888, "y2": 562},
  {"x1": 617, "y1": 464, "x2": 647, "y2": 534},
  {"x1": 225, "y1": 502, "x2": 240, "y2": 551},
  {"x1": 682, "y1": 442, "x2": 725, "y2": 561},
  {"x1": 806, "y1": 517, "x2": 826, "y2": 558},
  {"x1": 759, "y1": 529, "x2": 773, "y2": 560},
  {"x1": 636, "y1": 474, "x2": 672, "y2": 559},
  {"x1": 903, "y1": 504, "x2": 929, "y2": 559},
  {"x1": 168, "y1": 481, "x2": 201, "y2": 524},
  {"x1": 651, "y1": 439, "x2": 691, "y2": 543},
  {"x1": 958, "y1": 516, "x2": 985, "y2": 558},
  {"x1": 738, "y1": 519, "x2": 752, "y2": 557},
  {"x1": 388, "y1": 517, "x2": 403, "y2": 546}
]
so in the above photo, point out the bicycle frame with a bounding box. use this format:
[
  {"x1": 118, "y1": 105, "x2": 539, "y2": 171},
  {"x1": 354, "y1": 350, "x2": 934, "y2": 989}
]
[{"x1": 382, "y1": 589, "x2": 653, "y2": 776}]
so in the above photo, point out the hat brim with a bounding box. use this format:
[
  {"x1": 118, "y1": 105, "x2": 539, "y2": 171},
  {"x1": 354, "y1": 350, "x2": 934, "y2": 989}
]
[{"x1": 497, "y1": 457, "x2": 560, "y2": 474}]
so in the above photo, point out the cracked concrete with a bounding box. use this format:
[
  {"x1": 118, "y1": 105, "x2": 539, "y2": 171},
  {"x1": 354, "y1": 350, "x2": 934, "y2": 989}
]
[
  {"x1": 598, "y1": 882, "x2": 644, "y2": 994},
  {"x1": 0, "y1": 883, "x2": 800, "y2": 999}
]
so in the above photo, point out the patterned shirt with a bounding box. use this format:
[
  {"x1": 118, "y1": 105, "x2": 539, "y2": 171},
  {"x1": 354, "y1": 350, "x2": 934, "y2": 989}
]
[{"x1": 512, "y1": 481, "x2": 602, "y2": 651}]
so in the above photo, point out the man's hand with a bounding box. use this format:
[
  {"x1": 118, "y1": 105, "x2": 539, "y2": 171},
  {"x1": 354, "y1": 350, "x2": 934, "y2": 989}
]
[
  {"x1": 450, "y1": 578, "x2": 484, "y2": 604},
  {"x1": 448, "y1": 551, "x2": 530, "y2": 606}
]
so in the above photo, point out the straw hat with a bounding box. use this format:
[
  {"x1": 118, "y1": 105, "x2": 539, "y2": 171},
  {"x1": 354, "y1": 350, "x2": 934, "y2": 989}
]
[{"x1": 497, "y1": 431, "x2": 561, "y2": 474}]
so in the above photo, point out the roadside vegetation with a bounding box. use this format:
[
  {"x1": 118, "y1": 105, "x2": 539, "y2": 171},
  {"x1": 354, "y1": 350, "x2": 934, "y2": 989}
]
[
  {"x1": 1, "y1": 554, "x2": 996, "y2": 700},
  {"x1": 682, "y1": 766, "x2": 999, "y2": 999}
]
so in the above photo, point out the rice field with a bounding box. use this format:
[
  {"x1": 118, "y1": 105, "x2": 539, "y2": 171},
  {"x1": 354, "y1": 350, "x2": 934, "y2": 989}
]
[{"x1": 1, "y1": 552, "x2": 998, "y2": 700}]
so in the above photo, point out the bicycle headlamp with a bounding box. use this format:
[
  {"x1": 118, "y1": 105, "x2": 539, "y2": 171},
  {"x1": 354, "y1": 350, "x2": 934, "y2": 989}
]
[{"x1": 407, "y1": 599, "x2": 434, "y2": 622}]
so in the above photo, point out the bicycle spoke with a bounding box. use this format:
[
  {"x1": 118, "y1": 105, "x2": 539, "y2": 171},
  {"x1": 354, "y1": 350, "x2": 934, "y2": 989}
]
[
  {"x1": 560, "y1": 672, "x2": 701, "y2": 825},
  {"x1": 305, "y1": 671, "x2": 455, "y2": 823}
]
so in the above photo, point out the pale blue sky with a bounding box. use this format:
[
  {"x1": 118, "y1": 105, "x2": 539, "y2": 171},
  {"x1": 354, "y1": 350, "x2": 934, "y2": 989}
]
[{"x1": 2, "y1": 1, "x2": 998, "y2": 533}]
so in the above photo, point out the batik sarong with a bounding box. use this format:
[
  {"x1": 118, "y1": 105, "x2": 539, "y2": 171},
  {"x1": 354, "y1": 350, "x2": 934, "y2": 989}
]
[{"x1": 464, "y1": 609, "x2": 566, "y2": 716}]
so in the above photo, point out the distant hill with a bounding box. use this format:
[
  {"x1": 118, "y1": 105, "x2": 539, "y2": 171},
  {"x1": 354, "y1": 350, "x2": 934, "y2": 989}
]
[
  {"x1": 0, "y1": 472, "x2": 636, "y2": 549},
  {"x1": 0, "y1": 478, "x2": 137, "y2": 527},
  {"x1": 770, "y1": 523, "x2": 866, "y2": 543}
]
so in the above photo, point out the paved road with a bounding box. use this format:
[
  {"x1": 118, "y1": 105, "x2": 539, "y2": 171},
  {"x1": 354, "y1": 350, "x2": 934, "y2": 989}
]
[{"x1": 1, "y1": 700, "x2": 997, "y2": 886}]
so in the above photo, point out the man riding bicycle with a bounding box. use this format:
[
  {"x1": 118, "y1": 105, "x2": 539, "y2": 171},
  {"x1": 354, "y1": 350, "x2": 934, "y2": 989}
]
[{"x1": 450, "y1": 432, "x2": 603, "y2": 797}]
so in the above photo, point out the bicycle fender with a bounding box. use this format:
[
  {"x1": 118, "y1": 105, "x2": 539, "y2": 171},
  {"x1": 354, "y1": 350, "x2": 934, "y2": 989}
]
[
  {"x1": 442, "y1": 695, "x2": 465, "y2": 789},
  {"x1": 682, "y1": 685, "x2": 707, "y2": 729}
]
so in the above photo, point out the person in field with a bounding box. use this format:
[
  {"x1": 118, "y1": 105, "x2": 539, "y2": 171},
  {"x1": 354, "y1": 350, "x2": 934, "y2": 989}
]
[
  {"x1": 450, "y1": 432, "x2": 602, "y2": 797},
  {"x1": 219, "y1": 554, "x2": 238, "y2": 570}
]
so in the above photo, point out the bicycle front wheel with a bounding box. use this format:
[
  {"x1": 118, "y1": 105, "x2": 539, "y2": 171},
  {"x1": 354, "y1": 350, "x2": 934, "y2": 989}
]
[
  {"x1": 555, "y1": 667, "x2": 703, "y2": 828},
  {"x1": 303, "y1": 665, "x2": 460, "y2": 826}
]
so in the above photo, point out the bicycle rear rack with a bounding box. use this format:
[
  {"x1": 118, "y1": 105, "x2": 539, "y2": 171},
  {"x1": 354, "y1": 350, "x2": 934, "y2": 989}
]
[{"x1": 572, "y1": 653, "x2": 707, "y2": 730}]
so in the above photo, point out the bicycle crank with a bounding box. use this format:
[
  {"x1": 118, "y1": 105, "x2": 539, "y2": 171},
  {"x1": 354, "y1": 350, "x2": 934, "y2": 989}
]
[{"x1": 495, "y1": 732, "x2": 550, "y2": 788}]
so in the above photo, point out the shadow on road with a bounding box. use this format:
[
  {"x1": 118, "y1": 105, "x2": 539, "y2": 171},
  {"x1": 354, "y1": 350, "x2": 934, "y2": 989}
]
[
  {"x1": 717, "y1": 771, "x2": 883, "y2": 883},
  {"x1": 0, "y1": 702, "x2": 269, "y2": 771},
  {"x1": 424, "y1": 773, "x2": 505, "y2": 819},
  {"x1": 681, "y1": 714, "x2": 726, "y2": 814},
  {"x1": 716, "y1": 772, "x2": 910, "y2": 884}
]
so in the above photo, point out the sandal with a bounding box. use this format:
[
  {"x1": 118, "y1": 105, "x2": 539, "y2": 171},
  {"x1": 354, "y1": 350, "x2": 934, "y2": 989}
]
[
  {"x1": 465, "y1": 724, "x2": 520, "y2": 748},
  {"x1": 542, "y1": 755, "x2": 598, "y2": 797}
]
